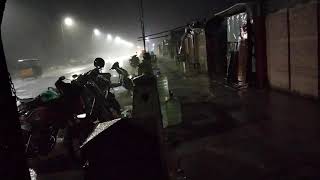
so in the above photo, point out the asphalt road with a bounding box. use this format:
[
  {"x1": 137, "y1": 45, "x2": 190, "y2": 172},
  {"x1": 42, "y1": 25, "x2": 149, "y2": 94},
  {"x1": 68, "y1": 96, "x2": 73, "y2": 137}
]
[{"x1": 13, "y1": 59, "x2": 129, "y2": 99}]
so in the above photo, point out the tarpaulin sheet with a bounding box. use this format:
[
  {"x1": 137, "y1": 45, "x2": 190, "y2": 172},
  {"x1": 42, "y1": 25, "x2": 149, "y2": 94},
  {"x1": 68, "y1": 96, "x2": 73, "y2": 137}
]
[{"x1": 227, "y1": 12, "x2": 247, "y2": 43}]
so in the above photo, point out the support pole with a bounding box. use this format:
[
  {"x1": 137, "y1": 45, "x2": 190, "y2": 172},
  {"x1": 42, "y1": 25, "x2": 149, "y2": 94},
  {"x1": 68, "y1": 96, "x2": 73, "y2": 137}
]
[
  {"x1": 0, "y1": 1, "x2": 31, "y2": 180},
  {"x1": 139, "y1": 0, "x2": 146, "y2": 51}
]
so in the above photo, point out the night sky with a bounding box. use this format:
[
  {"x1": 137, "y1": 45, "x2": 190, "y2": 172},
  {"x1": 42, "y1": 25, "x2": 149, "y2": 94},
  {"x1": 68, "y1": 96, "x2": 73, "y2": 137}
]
[{"x1": 2, "y1": 0, "x2": 242, "y2": 67}]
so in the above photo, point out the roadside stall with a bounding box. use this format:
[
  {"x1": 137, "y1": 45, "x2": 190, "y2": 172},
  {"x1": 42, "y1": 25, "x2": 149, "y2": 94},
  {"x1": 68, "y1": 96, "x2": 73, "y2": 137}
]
[{"x1": 205, "y1": 3, "x2": 267, "y2": 88}]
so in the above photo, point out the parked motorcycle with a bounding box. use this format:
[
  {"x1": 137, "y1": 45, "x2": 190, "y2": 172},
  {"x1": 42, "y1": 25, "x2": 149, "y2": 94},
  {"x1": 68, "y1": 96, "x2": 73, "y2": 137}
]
[
  {"x1": 18, "y1": 58, "x2": 123, "y2": 159},
  {"x1": 19, "y1": 77, "x2": 87, "y2": 158},
  {"x1": 71, "y1": 58, "x2": 121, "y2": 121}
]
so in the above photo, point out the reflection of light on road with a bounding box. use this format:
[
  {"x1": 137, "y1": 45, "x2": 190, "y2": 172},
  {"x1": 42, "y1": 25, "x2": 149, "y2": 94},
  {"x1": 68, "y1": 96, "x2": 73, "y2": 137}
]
[{"x1": 66, "y1": 66, "x2": 89, "y2": 74}]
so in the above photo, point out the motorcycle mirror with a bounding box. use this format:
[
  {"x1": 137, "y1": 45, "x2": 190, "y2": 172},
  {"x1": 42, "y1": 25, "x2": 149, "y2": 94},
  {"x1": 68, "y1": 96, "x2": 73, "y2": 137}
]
[
  {"x1": 72, "y1": 74, "x2": 78, "y2": 79},
  {"x1": 110, "y1": 62, "x2": 120, "y2": 70},
  {"x1": 59, "y1": 76, "x2": 66, "y2": 81},
  {"x1": 76, "y1": 113, "x2": 87, "y2": 119}
]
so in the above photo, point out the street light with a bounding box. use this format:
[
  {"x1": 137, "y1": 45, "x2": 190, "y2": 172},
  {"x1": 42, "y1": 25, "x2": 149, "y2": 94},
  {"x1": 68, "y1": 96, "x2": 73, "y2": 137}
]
[
  {"x1": 152, "y1": 43, "x2": 155, "y2": 51},
  {"x1": 93, "y1": 28, "x2": 101, "y2": 36},
  {"x1": 107, "y1": 34, "x2": 113, "y2": 41},
  {"x1": 115, "y1": 36, "x2": 121, "y2": 43},
  {"x1": 64, "y1": 17, "x2": 74, "y2": 27},
  {"x1": 61, "y1": 17, "x2": 75, "y2": 62}
]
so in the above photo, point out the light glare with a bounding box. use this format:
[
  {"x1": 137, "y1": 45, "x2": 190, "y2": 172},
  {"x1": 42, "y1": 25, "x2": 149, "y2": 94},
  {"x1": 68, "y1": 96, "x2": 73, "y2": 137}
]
[
  {"x1": 64, "y1": 17, "x2": 74, "y2": 27},
  {"x1": 94, "y1": 28, "x2": 101, "y2": 36},
  {"x1": 107, "y1": 34, "x2": 113, "y2": 41}
]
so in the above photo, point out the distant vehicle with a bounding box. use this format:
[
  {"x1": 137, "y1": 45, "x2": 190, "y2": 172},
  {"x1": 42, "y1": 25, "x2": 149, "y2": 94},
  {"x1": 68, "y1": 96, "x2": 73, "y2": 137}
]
[{"x1": 17, "y1": 59, "x2": 42, "y2": 78}]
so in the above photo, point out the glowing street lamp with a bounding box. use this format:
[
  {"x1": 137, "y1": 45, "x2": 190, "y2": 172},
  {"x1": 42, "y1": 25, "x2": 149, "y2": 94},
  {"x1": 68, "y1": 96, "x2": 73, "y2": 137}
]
[
  {"x1": 93, "y1": 28, "x2": 101, "y2": 36},
  {"x1": 64, "y1": 17, "x2": 74, "y2": 27},
  {"x1": 107, "y1": 34, "x2": 113, "y2": 41},
  {"x1": 115, "y1": 36, "x2": 121, "y2": 43},
  {"x1": 61, "y1": 17, "x2": 75, "y2": 61}
]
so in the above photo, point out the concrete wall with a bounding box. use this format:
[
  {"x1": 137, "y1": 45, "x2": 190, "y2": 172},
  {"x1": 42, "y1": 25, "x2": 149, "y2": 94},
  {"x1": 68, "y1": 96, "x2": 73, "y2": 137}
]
[
  {"x1": 266, "y1": 1, "x2": 319, "y2": 97},
  {"x1": 264, "y1": 0, "x2": 313, "y2": 14},
  {"x1": 266, "y1": 9, "x2": 290, "y2": 90},
  {"x1": 289, "y1": 2, "x2": 318, "y2": 97}
]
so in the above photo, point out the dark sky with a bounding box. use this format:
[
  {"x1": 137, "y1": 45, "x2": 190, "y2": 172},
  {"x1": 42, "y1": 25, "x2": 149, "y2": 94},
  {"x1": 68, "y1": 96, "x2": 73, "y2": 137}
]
[
  {"x1": 2, "y1": 0, "x2": 240, "y2": 67},
  {"x1": 50, "y1": 0, "x2": 223, "y2": 37},
  {"x1": 5, "y1": 0, "x2": 238, "y2": 39}
]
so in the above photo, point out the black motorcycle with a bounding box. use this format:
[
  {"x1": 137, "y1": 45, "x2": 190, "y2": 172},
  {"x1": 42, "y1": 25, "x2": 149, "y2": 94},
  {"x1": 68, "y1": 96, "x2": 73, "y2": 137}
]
[
  {"x1": 19, "y1": 77, "x2": 89, "y2": 158},
  {"x1": 71, "y1": 65, "x2": 121, "y2": 123}
]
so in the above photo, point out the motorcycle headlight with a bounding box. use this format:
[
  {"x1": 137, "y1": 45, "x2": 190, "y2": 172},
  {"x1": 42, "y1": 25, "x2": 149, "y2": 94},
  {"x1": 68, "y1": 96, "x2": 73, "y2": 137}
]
[{"x1": 77, "y1": 113, "x2": 87, "y2": 119}]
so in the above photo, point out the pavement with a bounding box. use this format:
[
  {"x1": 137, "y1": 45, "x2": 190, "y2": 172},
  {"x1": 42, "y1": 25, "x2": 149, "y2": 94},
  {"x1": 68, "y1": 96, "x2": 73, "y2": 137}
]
[{"x1": 157, "y1": 57, "x2": 320, "y2": 180}]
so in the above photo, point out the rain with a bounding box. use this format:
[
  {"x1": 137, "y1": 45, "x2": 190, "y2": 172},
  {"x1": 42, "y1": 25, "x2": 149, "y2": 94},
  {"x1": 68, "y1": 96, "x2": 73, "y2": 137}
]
[{"x1": 1, "y1": 0, "x2": 320, "y2": 180}]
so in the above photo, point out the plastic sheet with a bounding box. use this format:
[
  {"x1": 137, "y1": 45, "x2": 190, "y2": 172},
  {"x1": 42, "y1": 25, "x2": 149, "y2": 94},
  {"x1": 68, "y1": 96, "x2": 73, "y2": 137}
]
[{"x1": 227, "y1": 12, "x2": 247, "y2": 43}]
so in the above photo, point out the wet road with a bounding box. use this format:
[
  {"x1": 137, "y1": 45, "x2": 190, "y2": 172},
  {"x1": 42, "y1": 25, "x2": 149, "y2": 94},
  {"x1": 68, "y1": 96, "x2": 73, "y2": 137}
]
[
  {"x1": 158, "y1": 57, "x2": 320, "y2": 180},
  {"x1": 13, "y1": 57, "x2": 132, "y2": 99}
]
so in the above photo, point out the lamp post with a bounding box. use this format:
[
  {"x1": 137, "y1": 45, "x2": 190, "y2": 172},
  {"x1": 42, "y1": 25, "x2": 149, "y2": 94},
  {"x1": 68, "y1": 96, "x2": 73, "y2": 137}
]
[
  {"x1": 61, "y1": 17, "x2": 74, "y2": 61},
  {"x1": 145, "y1": 37, "x2": 150, "y2": 51},
  {"x1": 107, "y1": 34, "x2": 113, "y2": 41},
  {"x1": 91, "y1": 28, "x2": 102, "y2": 56},
  {"x1": 139, "y1": 0, "x2": 146, "y2": 51},
  {"x1": 93, "y1": 28, "x2": 101, "y2": 37}
]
